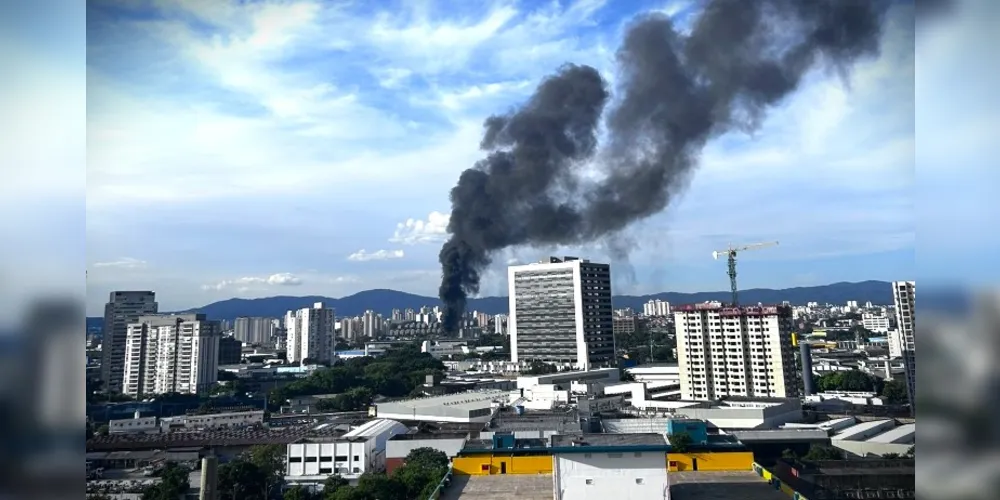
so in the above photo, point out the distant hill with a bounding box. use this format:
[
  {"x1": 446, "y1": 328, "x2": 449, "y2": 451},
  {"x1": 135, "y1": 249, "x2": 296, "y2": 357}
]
[{"x1": 87, "y1": 281, "x2": 896, "y2": 327}]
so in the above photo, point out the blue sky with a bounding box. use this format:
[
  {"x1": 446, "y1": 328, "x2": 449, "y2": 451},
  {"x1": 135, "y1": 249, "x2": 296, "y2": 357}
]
[{"x1": 62, "y1": 0, "x2": 989, "y2": 315}]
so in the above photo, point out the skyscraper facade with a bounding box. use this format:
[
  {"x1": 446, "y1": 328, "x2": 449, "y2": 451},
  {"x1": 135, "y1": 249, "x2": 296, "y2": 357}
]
[
  {"x1": 100, "y1": 291, "x2": 158, "y2": 393},
  {"x1": 285, "y1": 302, "x2": 336, "y2": 364},
  {"x1": 675, "y1": 304, "x2": 798, "y2": 400},
  {"x1": 892, "y1": 280, "x2": 916, "y2": 411},
  {"x1": 508, "y1": 257, "x2": 615, "y2": 370},
  {"x1": 122, "y1": 313, "x2": 220, "y2": 397}
]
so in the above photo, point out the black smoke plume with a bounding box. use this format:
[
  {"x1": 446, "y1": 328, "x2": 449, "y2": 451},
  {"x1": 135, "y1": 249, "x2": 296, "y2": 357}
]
[{"x1": 438, "y1": 0, "x2": 889, "y2": 333}]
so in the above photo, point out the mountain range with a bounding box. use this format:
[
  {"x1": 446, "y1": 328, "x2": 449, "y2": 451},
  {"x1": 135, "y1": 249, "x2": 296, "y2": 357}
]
[{"x1": 86, "y1": 280, "x2": 895, "y2": 329}]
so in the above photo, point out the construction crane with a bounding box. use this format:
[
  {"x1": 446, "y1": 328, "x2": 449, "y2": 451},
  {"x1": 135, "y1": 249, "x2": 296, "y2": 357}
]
[{"x1": 712, "y1": 241, "x2": 779, "y2": 306}]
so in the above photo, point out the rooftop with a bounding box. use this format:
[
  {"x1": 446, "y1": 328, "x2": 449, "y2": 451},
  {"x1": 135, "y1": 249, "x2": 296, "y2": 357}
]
[
  {"x1": 866, "y1": 423, "x2": 915, "y2": 444},
  {"x1": 669, "y1": 471, "x2": 791, "y2": 500},
  {"x1": 378, "y1": 390, "x2": 508, "y2": 411},
  {"x1": 440, "y1": 474, "x2": 551, "y2": 500},
  {"x1": 550, "y1": 433, "x2": 667, "y2": 449},
  {"x1": 343, "y1": 419, "x2": 406, "y2": 439}
]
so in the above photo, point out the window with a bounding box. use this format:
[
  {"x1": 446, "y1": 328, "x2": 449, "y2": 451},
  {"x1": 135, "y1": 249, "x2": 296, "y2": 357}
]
[
  {"x1": 320, "y1": 456, "x2": 332, "y2": 462},
  {"x1": 335, "y1": 456, "x2": 348, "y2": 462},
  {"x1": 635, "y1": 478, "x2": 645, "y2": 485},
  {"x1": 585, "y1": 479, "x2": 594, "y2": 485},
  {"x1": 305, "y1": 457, "x2": 317, "y2": 463},
  {"x1": 319, "y1": 468, "x2": 332, "y2": 474},
  {"x1": 353, "y1": 455, "x2": 360, "y2": 461},
  {"x1": 633, "y1": 452, "x2": 642, "y2": 457},
  {"x1": 289, "y1": 457, "x2": 302, "y2": 463},
  {"x1": 607, "y1": 453, "x2": 623, "y2": 458}
]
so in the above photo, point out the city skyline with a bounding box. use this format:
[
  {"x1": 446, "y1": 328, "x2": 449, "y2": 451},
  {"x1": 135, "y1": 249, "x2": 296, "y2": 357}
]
[{"x1": 85, "y1": 0, "x2": 917, "y2": 316}]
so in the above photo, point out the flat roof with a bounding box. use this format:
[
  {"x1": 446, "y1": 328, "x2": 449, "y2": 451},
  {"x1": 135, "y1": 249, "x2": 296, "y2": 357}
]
[
  {"x1": 669, "y1": 471, "x2": 791, "y2": 500},
  {"x1": 390, "y1": 432, "x2": 469, "y2": 441},
  {"x1": 440, "y1": 474, "x2": 552, "y2": 500},
  {"x1": 378, "y1": 390, "x2": 507, "y2": 411},
  {"x1": 551, "y1": 433, "x2": 667, "y2": 448},
  {"x1": 731, "y1": 429, "x2": 829, "y2": 442}
]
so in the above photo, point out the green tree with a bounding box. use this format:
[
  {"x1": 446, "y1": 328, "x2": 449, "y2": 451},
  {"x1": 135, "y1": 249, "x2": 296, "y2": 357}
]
[
  {"x1": 322, "y1": 474, "x2": 349, "y2": 494},
  {"x1": 905, "y1": 445, "x2": 915, "y2": 458},
  {"x1": 284, "y1": 485, "x2": 319, "y2": 500},
  {"x1": 142, "y1": 462, "x2": 190, "y2": 500},
  {"x1": 353, "y1": 472, "x2": 405, "y2": 500},
  {"x1": 802, "y1": 445, "x2": 844, "y2": 461},
  {"x1": 404, "y1": 447, "x2": 449, "y2": 470},
  {"x1": 781, "y1": 448, "x2": 798, "y2": 460},
  {"x1": 218, "y1": 460, "x2": 267, "y2": 500},
  {"x1": 669, "y1": 432, "x2": 693, "y2": 453},
  {"x1": 816, "y1": 370, "x2": 880, "y2": 393},
  {"x1": 244, "y1": 444, "x2": 285, "y2": 499},
  {"x1": 96, "y1": 424, "x2": 110, "y2": 436},
  {"x1": 880, "y1": 379, "x2": 909, "y2": 404},
  {"x1": 524, "y1": 360, "x2": 558, "y2": 375}
]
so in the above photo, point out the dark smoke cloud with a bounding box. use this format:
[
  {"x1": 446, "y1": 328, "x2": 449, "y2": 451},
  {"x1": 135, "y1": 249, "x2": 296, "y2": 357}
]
[{"x1": 438, "y1": 0, "x2": 890, "y2": 332}]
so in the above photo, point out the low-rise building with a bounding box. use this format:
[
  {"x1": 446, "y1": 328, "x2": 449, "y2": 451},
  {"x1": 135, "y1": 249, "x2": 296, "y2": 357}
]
[
  {"x1": 385, "y1": 433, "x2": 469, "y2": 473},
  {"x1": 374, "y1": 390, "x2": 507, "y2": 423},
  {"x1": 552, "y1": 434, "x2": 671, "y2": 500},
  {"x1": 284, "y1": 419, "x2": 408, "y2": 487},
  {"x1": 159, "y1": 410, "x2": 265, "y2": 432}
]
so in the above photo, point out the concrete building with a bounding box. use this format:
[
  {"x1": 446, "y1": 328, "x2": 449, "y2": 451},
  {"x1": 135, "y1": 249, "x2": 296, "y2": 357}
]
[
  {"x1": 285, "y1": 302, "x2": 336, "y2": 365},
  {"x1": 674, "y1": 304, "x2": 798, "y2": 401},
  {"x1": 612, "y1": 316, "x2": 637, "y2": 337},
  {"x1": 160, "y1": 410, "x2": 265, "y2": 432},
  {"x1": 101, "y1": 291, "x2": 158, "y2": 393},
  {"x1": 508, "y1": 257, "x2": 615, "y2": 370},
  {"x1": 218, "y1": 336, "x2": 242, "y2": 365},
  {"x1": 551, "y1": 434, "x2": 670, "y2": 500},
  {"x1": 626, "y1": 364, "x2": 681, "y2": 386},
  {"x1": 861, "y1": 312, "x2": 890, "y2": 333},
  {"x1": 643, "y1": 299, "x2": 671, "y2": 317},
  {"x1": 892, "y1": 281, "x2": 916, "y2": 411},
  {"x1": 284, "y1": 419, "x2": 408, "y2": 486},
  {"x1": 233, "y1": 316, "x2": 277, "y2": 346},
  {"x1": 385, "y1": 433, "x2": 469, "y2": 473},
  {"x1": 374, "y1": 390, "x2": 507, "y2": 423},
  {"x1": 516, "y1": 367, "x2": 620, "y2": 390},
  {"x1": 122, "y1": 314, "x2": 219, "y2": 397}
]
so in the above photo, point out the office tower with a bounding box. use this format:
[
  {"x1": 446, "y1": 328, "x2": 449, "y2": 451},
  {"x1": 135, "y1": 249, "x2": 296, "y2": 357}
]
[
  {"x1": 674, "y1": 304, "x2": 798, "y2": 400},
  {"x1": 643, "y1": 299, "x2": 671, "y2": 317},
  {"x1": 892, "y1": 281, "x2": 916, "y2": 410},
  {"x1": 218, "y1": 336, "x2": 242, "y2": 365},
  {"x1": 508, "y1": 256, "x2": 614, "y2": 370},
  {"x1": 122, "y1": 314, "x2": 220, "y2": 397},
  {"x1": 100, "y1": 291, "x2": 158, "y2": 393},
  {"x1": 494, "y1": 314, "x2": 508, "y2": 335},
  {"x1": 285, "y1": 302, "x2": 336, "y2": 364},
  {"x1": 233, "y1": 317, "x2": 276, "y2": 345}
]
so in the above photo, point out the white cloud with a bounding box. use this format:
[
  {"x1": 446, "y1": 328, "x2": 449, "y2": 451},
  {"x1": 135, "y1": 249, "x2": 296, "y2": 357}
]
[
  {"x1": 347, "y1": 249, "x2": 405, "y2": 262},
  {"x1": 390, "y1": 211, "x2": 451, "y2": 245},
  {"x1": 92, "y1": 257, "x2": 147, "y2": 269},
  {"x1": 202, "y1": 272, "x2": 303, "y2": 291}
]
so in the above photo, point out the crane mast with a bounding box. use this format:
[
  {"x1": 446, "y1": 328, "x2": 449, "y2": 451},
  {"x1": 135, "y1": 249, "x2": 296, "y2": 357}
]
[{"x1": 712, "y1": 241, "x2": 778, "y2": 306}]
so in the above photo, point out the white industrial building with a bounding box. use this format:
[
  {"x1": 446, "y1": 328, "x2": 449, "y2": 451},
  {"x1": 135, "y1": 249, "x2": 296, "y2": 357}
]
[
  {"x1": 607, "y1": 397, "x2": 803, "y2": 430},
  {"x1": 674, "y1": 304, "x2": 798, "y2": 400},
  {"x1": 625, "y1": 364, "x2": 681, "y2": 386},
  {"x1": 122, "y1": 313, "x2": 219, "y2": 397},
  {"x1": 552, "y1": 434, "x2": 670, "y2": 500},
  {"x1": 516, "y1": 367, "x2": 620, "y2": 390},
  {"x1": 285, "y1": 302, "x2": 336, "y2": 365},
  {"x1": 374, "y1": 390, "x2": 507, "y2": 423},
  {"x1": 508, "y1": 257, "x2": 615, "y2": 370},
  {"x1": 862, "y1": 312, "x2": 890, "y2": 333},
  {"x1": 285, "y1": 419, "x2": 408, "y2": 487}
]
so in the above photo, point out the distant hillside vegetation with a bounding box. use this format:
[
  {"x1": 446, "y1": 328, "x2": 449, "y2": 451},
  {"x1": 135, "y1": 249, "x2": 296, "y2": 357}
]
[{"x1": 87, "y1": 281, "x2": 898, "y2": 327}]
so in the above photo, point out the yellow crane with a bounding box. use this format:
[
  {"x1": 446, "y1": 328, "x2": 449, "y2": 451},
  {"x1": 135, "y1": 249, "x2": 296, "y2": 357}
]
[{"x1": 712, "y1": 241, "x2": 778, "y2": 306}]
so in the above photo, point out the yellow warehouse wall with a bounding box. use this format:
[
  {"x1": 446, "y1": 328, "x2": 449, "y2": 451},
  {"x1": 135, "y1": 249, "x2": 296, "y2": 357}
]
[
  {"x1": 667, "y1": 452, "x2": 754, "y2": 472},
  {"x1": 452, "y1": 455, "x2": 553, "y2": 475}
]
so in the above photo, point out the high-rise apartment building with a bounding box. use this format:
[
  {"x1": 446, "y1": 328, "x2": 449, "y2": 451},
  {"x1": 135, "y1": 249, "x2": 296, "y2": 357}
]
[
  {"x1": 674, "y1": 304, "x2": 798, "y2": 400},
  {"x1": 233, "y1": 317, "x2": 277, "y2": 346},
  {"x1": 100, "y1": 291, "x2": 158, "y2": 393},
  {"x1": 892, "y1": 281, "x2": 916, "y2": 411},
  {"x1": 508, "y1": 257, "x2": 615, "y2": 370},
  {"x1": 285, "y1": 302, "x2": 336, "y2": 364},
  {"x1": 122, "y1": 314, "x2": 219, "y2": 397},
  {"x1": 643, "y1": 300, "x2": 671, "y2": 317},
  {"x1": 362, "y1": 310, "x2": 382, "y2": 338}
]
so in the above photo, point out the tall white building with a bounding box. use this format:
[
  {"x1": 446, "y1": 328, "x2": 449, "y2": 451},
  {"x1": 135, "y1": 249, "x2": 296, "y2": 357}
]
[
  {"x1": 122, "y1": 313, "x2": 220, "y2": 397},
  {"x1": 862, "y1": 312, "x2": 890, "y2": 333},
  {"x1": 101, "y1": 291, "x2": 158, "y2": 393},
  {"x1": 674, "y1": 304, "x2": 798, "y2": 400},
  {"x1": 892, "y1": 281, "x2": 916, "y2": 410},
  {"x1": 643, "y1": 299, "x2": 671, "y2": 317},
  {"x1": 233, "y1": 316, "x2": 277, "y2": 346},
  {"x1": 286, "y1": 302, "x2": 336, "y2": 364},
  {"x1": 362, "y1": 310, "x2": 382, "y2": 338},
  {"x1": 508, "y1": 257, "x2": 615, "y2": 370}
]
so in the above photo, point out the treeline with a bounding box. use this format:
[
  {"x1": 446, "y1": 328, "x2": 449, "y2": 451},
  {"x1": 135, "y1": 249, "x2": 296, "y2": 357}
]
[
  {"x1": 815, "y1": 370, "x2": 908, "y2": 404},
  {"x1": 268, "y1": 346, "x2": 446, "y2": 409}
]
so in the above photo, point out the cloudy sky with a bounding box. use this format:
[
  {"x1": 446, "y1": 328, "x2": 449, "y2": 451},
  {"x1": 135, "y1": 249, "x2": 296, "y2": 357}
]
[{"x1": 55, "y1": 0, "x2": 989, "y2": 315}]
